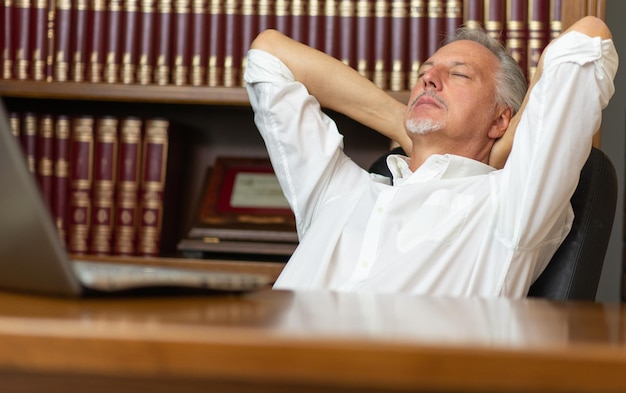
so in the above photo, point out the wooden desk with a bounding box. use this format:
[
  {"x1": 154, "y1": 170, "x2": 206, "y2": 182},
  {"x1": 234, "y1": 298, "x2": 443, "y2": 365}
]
[{"x1": 0, "y1": 274, "x2": 625, "y2": 392}]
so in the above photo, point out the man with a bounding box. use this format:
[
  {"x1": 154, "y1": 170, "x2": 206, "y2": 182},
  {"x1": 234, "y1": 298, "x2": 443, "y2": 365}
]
[{"x1": 244, "y1": 17, "x2": 618, "y2": 298}]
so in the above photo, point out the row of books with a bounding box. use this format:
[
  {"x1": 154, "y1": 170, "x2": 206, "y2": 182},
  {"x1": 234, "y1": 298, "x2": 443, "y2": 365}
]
[
  {"x1": 1, "y1": 0, "x2": 561, "y2": 90},
  {"x1": 9, "y1": 111, "x2": 169, "y2": 257}
]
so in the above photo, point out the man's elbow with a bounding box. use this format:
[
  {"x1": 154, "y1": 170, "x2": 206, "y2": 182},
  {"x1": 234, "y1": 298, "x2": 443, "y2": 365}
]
[
  {"x1": 250, "y1": 29, "x2": 284, "y2": 52},
  {"x1": 567, "y1": 16, "x2": 612, "y2": 40}
]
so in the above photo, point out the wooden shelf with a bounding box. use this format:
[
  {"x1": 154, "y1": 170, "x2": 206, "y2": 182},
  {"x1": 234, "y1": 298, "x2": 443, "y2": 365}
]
[{"x1": 0, "y1": 80, "x2": 411, "y2": 106}]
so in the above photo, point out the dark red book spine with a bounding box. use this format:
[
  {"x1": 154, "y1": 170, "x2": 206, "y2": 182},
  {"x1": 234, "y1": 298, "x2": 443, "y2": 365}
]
[
  {"x1": 154, "y1": 0, "x2": 172, "y2": 85},
  {"x1": 9, "y1": 112, "x2": 20, "y2": 137},
  {"x1": 355, "y1": 0, "x2": 373, "y2": 80},
  {"x1": 190, "y1": 0, "x2": 207, "y2": 86},
  {"x1": 120, "y1": 0, "x2": 139, "y2": 84},
  {"x1": 172, "y1": 0, "x2": 190, "y2": 86},
  {"x1": 136, "y1": 0, "x2": 155, "y2": 84},
  {"x1": 528, "y1": 0, "x2": 548, "y2": 80},
  {"x1": 408, "y1": 0, "x2": 426, "y2": 88},
  {"x1": 223, "y1": 0, "x2": 240, "y2": 87},
  {"x1": 207, "y1": 0, "x2": 223, "y2": 86},
  {"x1": 372, "y1": 0, "x2": 389, "y2": 89},
  {"x1": 506, "y1": 0, "x2": 527, "y2": 79},
  {"x1": 37, "y1": 114, "x2": 55, "y2": 212},
  {"x1": 485, "y1": 0, "x2": 505, "y2": 44},
  {"x1": 90, "y1": 116, "x2": 118, "y2": 255},
  {"x1": 70, "y1": 0, "x2": 88, "y2": 82},
  {"x1": 306, "y1": 0, "x2": 322, "y2": 50},
  {"x1": 137, "y1": 118, "x2": 169, "y2": 257},
  {"x1": 290, "y1": 0, "x2": 305, "y2": 42},
  {"x1": 274, "y1": 0, "x2": 289, "y2": 35},
  {"x1": 1, "y1": 0, "x2": 11, "y2": 79},
  {"x1": 114, "y1": 117, "x2": 142, "y2": 256},
  {"x1": 323, "y1": 0, "x2": 339, "y2": 59},
  {"x1": 44, "y1": 0, "x2": 54, "y2": 81},
  {"x1": 445, "y1": 0, "x2": 462, "y2": 39},
  {"x1": 257, "y1": 0, "x2": 274, "y2": 32},
  {"x1": 54, "y1": 0, "x2": 72, "y2": 81},
  {"x1": 14, "y1": 0, "x2": 31, "y2": 80},
  {"x1": 104, "y1": 0, "x2": 122, "y2": 83},
  {"x1": 390, "y1": 0, "x2": 407, "y2": 91},
  {"x1": 20, "y1": 112, "x2": 37, "y2": 174},
  {"x1": 53, "y1": 115, "x2": 71, "y2": 246},
  {"x1": 339, "y1": 0, "x2": 355, "y2": 67},
  {"x1": 87, "y1": 0, "x2": 106, "y2": 82},
  {"x1": 426, "y1": 0, "x2": 444, "y2": 57},
  {"x1": 240, "y1": 0, "x2": 256, "y2": 86},
  {"x1": 550, "y1": 0, "x2": 562, "y2": 39},
  {"x1": 30, "y1": 0, "x2": 47, "y2": 81},
  {"x1": 68, "y1": 116, "x2": 94, "y2": 255},
  {"x1": 463, "y1": 0, "x2": 483, "y2": 29}
]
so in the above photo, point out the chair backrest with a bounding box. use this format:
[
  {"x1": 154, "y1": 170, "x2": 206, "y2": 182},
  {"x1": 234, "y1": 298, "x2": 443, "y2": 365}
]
[{"x1": 369, "y1": 147, "x2": 617, "y2": 301}]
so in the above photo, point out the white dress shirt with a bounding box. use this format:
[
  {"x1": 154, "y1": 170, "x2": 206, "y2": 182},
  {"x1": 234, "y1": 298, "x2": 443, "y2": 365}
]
[{"x1": 244, "y1": 31, "x2": 618, "y2": 298}]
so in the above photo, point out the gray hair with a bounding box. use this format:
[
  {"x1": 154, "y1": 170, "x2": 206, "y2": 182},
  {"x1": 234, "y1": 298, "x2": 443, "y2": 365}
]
[{"x1": 445, "y1": 27, "x2": 528, "y2": 115}]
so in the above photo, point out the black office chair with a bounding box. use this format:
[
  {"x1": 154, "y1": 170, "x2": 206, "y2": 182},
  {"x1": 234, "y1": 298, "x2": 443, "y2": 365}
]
[{"x1": 369, "y1": 147, "x2": 617, "y2": 302}]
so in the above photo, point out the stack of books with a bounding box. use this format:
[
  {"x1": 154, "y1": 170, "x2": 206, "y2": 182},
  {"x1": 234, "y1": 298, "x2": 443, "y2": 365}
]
[
  {"x1": 9, "y1": 111, "x2": 169, "y2": 257},
  {"x1": 1, "y1": 0, "x2": 561, "y2": 90}
]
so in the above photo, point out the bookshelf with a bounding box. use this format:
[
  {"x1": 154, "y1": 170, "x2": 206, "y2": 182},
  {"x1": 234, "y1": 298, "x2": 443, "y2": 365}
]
[{"x1": 0, "y1": 0, "x2": 605, "y2": 261}]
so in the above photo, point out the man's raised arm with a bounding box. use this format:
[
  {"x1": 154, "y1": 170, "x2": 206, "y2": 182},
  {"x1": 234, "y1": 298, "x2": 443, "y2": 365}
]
[{"x1": 249, "y1": 29, "x2": 412, "y2": 154}]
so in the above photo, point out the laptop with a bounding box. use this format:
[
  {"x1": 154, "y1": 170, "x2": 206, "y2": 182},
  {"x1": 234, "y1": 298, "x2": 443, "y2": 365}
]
[{"x1": 0, "y1": 99, "x2": 273, "y2": 297}]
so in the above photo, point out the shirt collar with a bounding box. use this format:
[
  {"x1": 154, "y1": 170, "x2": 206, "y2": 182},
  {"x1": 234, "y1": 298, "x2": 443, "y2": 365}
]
[{"x1": 387, "y1": 154, "x2": 496, "y2": 185}]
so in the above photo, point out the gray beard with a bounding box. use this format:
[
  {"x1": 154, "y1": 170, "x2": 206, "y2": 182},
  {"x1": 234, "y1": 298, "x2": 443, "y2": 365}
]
[{"x1": 405, "y1": 118, "x2": 444, "y2": 135}]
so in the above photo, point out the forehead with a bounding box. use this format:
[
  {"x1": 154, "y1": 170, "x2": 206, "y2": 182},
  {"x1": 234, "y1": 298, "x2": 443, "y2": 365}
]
[{"x1": 424, "y1": 40, "x2": 499, "y2": 72}]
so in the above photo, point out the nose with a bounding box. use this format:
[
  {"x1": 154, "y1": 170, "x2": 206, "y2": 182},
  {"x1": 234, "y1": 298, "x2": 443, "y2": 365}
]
[{"x1": 421, "y1": 68, "x2": 441, "y2": 90}]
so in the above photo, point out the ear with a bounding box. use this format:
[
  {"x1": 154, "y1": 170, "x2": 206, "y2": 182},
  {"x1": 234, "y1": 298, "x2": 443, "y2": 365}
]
[{"x1": 488, "y1": 106, "x2": 513, "y2": 139}]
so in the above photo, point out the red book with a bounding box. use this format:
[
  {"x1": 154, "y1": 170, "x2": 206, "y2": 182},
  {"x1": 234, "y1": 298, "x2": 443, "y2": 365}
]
[
  {"x1": 87, "y1": 0, "x2": 106, "y2": 82},
  {"x1": 306, "y1": 0, "x2": 322, "y2": 50},
  {"x1": 14, "y1": 0, "x2": 31, "y2": 80},
  {"x1": 9, "y1": 112, "x2": 20, "y2": 137},
  {"x1": 484, "y1": 0, "x2": 505, "y2": 44},
  {"x1": 372, "y1": 0, "x2": 389, "y2": 89},
  {"x1": 207, "y1": 0, "x2": 224, "y2": 86},
  {"x1": 506, "y1": 0, "x2": 528, "y2": 79},
  {"x1": 339, "y1": 0, "x2": 355, "y2": 67},
  {"x1": 390, "y1": 0, "x2": 407, "y2": 91},
  {"x1": 323, "y1": 0, "x2": 339, "y2": 59},
  {"x1": 68, "y1": 116, "x2": 94, "y2": 255},
  {"x1": 240, "y1": 0, "x2": 257, "y2": 86},
  {"x1": 290, "y1": 0, "x2": 306, "y2": 42},
  {"x1": 257, "y1": 0, "x2": 274, "y2": 32},
  {"x1": 37, "y1": 114, "x2": 54, "y2": 212},
  {"x1": 1, "y1": 0, "x2": 11, "y2": 79},
  {"x1": 54, "y1": 0, "x2": 72, "y2": 81},
  {"x1": 408, "y1": 0, "x2": 427, "y2": 88},
  {"x1": 445, "y1": 0, "x2": 462, "y2": 39},
  {"x1": 550, "y1": 0, "x2": 562, "y2": 39},
  {"x1": 90, "y1": 116, "x2": 118, "y2": 255},
  {"x1": 528, "y1": 0, "x2": 549, "y2": 80},
  {"x1": 30, "y1": 0, "x2": 48, "y2": 81},
  {"x1": 426, "y1": 0, "x2": 444, "y2": 57},
  {"x1": 137, "y1": 118, "x2": 169, "y2": 257},
  {"x1": 104, "y1": 0, "x2": 122, "y2": 83},
  {"x1": 172, "y1": 0, "x2": 191, "y2": 86},
  {"x1": 274, "y1": 0, "x2": 290, "y2": 35},
  {"x1": 20, "y1": 112, "x2": 37, "y2": 174},
  {"x1": 45, "y1": 0, "x2": 55, "y2": 81},
  {"x1": 223, "y1": 0, "x2": 240, "y2": 87},
  {"x1": 190, "y1": 0, "x2": 207, "y2": 86},
  {"x1": 154, "y1": 0, "x2": 172, "y2": 85},
  {"x1": 355, "y1": 0, "x2": 373, "y2": 79},
  {"x1": 120, "y1": 0, "x2": 139, "y2": 84},
  {"x1": 462, "y1": 0, "x2": 483, "y2": 29},
  {"x1": 136, "y1": 0, "x2": 155, "y2": 84},
  {"x1": 53, "y1": 115, "x2": 71, "y2": 246},
  {"x1": 113, "y1": 117, "x2": 142, "y2": 256},
  {"x1": 70, "y1": 0, "x2": 89, "y2": 82}
]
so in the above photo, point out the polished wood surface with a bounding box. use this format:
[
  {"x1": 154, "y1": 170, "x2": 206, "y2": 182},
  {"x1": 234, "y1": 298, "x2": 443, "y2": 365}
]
[{"x1": 0, "y1": 266, "x2": 624, "y2": 393}]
